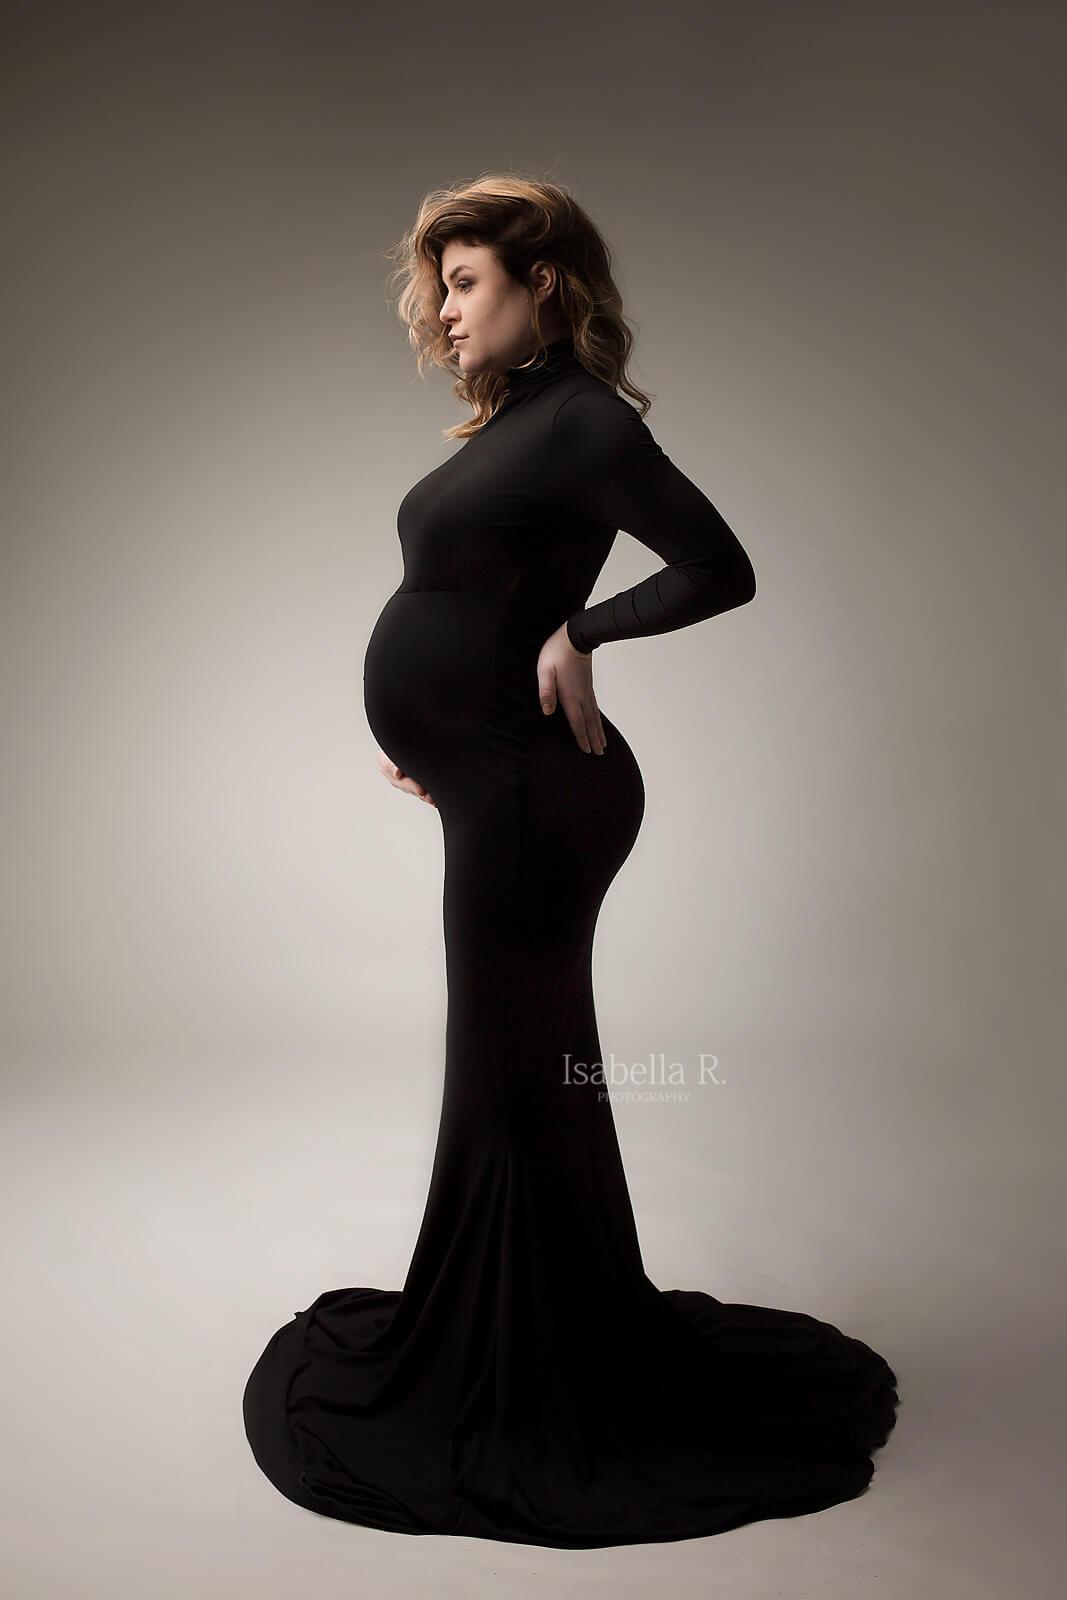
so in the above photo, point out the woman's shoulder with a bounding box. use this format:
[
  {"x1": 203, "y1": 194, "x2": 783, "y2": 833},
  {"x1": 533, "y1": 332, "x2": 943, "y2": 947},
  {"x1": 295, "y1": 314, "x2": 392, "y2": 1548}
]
[
  {"x1": 556, "y1": 371, "x2": 632, "y2": 408},
  {"x1": 550, "y1": 376, "x2": 648, "y2": 450}
]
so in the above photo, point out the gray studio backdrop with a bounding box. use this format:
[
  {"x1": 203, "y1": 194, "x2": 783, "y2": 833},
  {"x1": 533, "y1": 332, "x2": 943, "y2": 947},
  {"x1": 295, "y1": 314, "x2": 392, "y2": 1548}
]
[{"x1": 2, "y1": 3, "x2": 1062, "y2": 1597}]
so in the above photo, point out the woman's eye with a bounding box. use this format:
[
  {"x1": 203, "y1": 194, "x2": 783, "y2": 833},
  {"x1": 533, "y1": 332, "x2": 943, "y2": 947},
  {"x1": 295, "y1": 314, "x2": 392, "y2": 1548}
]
[{"x1": 458, "y1": 280, "x2": 472, "y2": 291}]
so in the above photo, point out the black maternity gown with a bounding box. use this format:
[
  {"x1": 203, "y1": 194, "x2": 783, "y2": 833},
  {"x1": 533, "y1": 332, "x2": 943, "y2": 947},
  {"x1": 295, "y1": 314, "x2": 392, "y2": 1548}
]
[{"x1": 242, "y1": 334, "x2": 900, "y2": 1548}]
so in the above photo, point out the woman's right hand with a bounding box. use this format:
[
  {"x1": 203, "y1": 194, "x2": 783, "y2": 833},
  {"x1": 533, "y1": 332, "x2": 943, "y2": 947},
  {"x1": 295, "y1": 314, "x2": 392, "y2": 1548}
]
[{"x1": 377, "y1": 748, "x2": 436, "y2": 807}]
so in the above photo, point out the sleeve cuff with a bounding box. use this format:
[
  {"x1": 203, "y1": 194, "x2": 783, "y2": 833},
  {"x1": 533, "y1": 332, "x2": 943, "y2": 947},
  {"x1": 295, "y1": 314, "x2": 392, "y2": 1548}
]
[{"x1": 565, "y1": 615, "x2": 597, "y2": 654}]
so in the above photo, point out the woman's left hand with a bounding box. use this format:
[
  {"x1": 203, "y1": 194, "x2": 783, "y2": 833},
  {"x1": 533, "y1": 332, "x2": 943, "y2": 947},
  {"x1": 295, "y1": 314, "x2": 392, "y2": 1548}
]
[{"x1": 536, "y1": 623, "x2": 607, "y2": 755}]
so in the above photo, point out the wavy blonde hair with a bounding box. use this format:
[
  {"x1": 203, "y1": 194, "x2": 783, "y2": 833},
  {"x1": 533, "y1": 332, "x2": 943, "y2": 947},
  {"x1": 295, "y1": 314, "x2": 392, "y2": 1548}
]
[{"x1": 383, "y1": 172, "x2": 652, "y2": 441}]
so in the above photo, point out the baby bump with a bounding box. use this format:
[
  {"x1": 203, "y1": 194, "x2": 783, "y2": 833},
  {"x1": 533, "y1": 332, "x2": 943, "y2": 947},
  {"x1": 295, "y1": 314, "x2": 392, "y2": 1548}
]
[{"x1": 362, "y1": 590, "x2": 502, "y2": 777}]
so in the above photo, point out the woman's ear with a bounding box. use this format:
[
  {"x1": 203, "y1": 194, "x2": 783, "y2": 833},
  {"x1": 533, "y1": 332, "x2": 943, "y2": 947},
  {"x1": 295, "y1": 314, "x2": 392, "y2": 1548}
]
[{"x1": 529, "y1": 259, "x2": 558, "y2": 305}]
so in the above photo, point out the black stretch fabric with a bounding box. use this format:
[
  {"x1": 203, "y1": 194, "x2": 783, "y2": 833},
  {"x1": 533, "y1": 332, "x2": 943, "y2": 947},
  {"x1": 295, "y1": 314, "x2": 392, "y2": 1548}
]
[{"x1": 242, "y1": 335, "x2": 900, "y2": 1548}]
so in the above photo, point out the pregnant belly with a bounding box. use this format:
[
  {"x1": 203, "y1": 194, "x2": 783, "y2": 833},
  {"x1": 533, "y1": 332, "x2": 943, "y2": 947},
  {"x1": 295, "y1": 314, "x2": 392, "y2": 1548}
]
[{"x1": 362, "y1": 590, "x2": 504, "y2": 776}]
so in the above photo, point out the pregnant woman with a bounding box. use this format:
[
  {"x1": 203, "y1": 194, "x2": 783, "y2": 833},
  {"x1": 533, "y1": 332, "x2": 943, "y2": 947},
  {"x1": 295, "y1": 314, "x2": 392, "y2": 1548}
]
[{"x1": 242, "y1": 176, "x2": 900, "y2": 1549}]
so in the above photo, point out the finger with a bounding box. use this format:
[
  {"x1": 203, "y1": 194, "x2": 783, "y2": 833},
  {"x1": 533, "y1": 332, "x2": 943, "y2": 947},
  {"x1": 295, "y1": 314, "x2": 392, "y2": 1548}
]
[
  {"x1": 583, "y1": 689, "x2": 606, "y2": 753},
  {"x1": 562, "y1": 696, "x2": 592, "y2": 753},
  {"x1": 538, "y1": 667, "x2": 557, "y2": 716},
  {"x1": 400, "y1": 776, "x2": 436, "y2": 806}
]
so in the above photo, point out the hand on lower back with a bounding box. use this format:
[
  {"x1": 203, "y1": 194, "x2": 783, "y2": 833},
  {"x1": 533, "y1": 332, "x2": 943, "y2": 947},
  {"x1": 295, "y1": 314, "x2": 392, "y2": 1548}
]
[{"x1": 536, "y1": 624, "x2": 607, "y2": 755}]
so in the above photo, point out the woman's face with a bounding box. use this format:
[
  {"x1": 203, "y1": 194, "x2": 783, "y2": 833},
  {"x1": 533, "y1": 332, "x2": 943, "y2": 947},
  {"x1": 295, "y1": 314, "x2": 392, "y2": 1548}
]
[{"x1": 438, "y1": 240, "x2": 554, "y2": 378}]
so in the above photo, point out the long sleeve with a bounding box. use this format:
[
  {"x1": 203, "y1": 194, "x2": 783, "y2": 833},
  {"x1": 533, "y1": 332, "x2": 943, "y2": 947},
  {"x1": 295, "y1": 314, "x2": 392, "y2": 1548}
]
[{"x1": 549, "y1": 388, "x2": 756, "y2": 652}]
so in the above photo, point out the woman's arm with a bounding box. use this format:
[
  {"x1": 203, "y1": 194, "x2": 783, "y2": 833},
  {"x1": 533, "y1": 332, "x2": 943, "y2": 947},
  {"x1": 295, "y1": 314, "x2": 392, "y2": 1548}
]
[{"x1": 549, "y1": 388, "x2": 757, "y2": 654}]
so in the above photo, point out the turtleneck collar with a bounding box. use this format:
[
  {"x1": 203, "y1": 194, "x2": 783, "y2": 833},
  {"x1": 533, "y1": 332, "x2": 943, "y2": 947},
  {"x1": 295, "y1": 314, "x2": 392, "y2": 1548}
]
[{"x1": 502, "y1": 333, "x2": 584, "y2": 398}]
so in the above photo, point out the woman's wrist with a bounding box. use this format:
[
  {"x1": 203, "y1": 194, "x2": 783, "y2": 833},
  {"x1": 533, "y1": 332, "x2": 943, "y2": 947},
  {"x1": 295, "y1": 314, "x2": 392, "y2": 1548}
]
[{"x1": 564, "y1": 618, "x2": 594, "y2": 657}]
